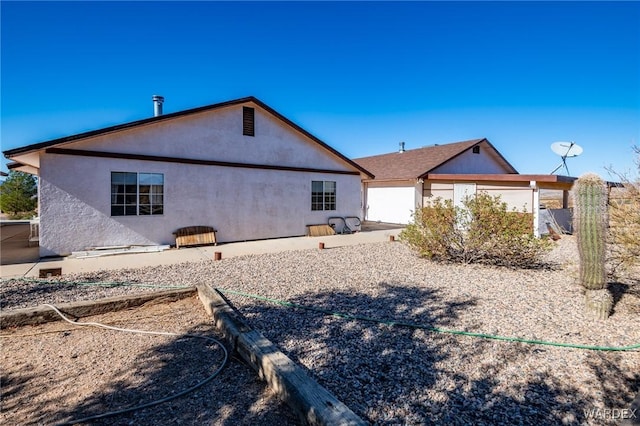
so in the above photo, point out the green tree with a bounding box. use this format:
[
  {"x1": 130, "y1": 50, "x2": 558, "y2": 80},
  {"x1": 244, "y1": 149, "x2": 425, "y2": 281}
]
[{"x1": 0, "y1": 171, "x2": 38, "y2": 218}]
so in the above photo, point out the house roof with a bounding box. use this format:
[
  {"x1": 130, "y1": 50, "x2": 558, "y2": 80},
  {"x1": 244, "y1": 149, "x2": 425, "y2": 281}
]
[
  {"x1": 353, "y1": 138, "x2": 518, "y2": 181},
  {"x1": 3, "y1": 96, "x2": 374, "y2": 179}
]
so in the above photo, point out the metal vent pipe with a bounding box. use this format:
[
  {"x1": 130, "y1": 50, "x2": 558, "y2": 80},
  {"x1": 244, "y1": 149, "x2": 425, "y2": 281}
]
[{"x1": 152, "y1": 95, "x2": 164, "y2": 117}]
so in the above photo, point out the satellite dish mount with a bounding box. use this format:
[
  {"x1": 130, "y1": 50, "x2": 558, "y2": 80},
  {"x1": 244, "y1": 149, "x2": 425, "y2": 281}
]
[{"x1": 550, "y1": 141, "x2": 583, "y2": 176}]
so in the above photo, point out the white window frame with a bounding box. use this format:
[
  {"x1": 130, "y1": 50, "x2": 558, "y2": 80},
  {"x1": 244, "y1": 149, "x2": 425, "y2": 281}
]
[
  {"x1": 311, "y1": 180, "x2": 336, "y2": 211},
  {"x1": 111, "y1": 172, "x2": 164, "y2": 216}
]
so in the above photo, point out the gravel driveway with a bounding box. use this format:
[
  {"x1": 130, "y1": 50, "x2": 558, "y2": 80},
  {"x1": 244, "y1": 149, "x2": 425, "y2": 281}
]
[{"x1": 2, "y1": 236, "x2": 639, "y2": 425}]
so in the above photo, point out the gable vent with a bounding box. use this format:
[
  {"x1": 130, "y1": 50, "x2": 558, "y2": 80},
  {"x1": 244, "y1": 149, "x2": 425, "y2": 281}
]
[
  {"x1": 243, "y1": 106, "x2": 255, "y2": 136},
  {"x1": 472, "y1": 146, "x2": 480, "y2": 154}
]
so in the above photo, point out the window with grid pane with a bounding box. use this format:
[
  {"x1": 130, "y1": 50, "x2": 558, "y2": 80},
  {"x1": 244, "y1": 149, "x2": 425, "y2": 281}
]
[
  {"x1": 311, "y1": 181, "x2": 336, "y2": 211},
  {"x1": 111, "y1": 172, "x2": 164, "y2": 216},
  {"x1": 138, "y1": 173, "x2": 164, "y2": 215}
]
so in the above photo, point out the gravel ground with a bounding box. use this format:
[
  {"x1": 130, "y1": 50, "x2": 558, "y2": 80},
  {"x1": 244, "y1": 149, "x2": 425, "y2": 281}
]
[
  {"x1": 2, "y1": 235, "x2": 639, "y2": 425},
  {"x1": 1, "y1": 296, "x2": 299, "y2": 425}
]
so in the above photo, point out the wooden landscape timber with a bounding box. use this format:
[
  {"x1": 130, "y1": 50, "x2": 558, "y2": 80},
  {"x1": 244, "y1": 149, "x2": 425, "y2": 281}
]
[
  {"x1": 0, "y1": 288, "x2": 196, "y2": 329},
  {"x1": 196, "y1": 283, "x2": 366, "y2": 426},
  {"x1": 2, "y1": 283, "x2": 365, "y2": 425}
]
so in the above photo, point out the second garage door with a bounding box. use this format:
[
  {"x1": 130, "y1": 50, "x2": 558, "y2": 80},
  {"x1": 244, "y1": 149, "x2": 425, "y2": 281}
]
[{"x1": 365, "y1": 186, "x2": 415, "y2": 224}]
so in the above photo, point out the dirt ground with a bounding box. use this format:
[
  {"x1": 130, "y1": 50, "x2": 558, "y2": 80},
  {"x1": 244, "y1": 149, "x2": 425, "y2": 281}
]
[{"x1": 0, "y1": 295, "x2": 300, "y2": 425}]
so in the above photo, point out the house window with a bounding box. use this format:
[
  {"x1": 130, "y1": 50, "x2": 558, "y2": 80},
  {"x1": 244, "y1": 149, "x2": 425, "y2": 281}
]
[
  {"x1": 243, "y1": 106, "x2": 255, "y2": 136},
  {"x1": 472, "y1": 146, "x2": 480, "y2": 154},
  {"x1": 311, "y1": 181, "x2": 336, "y2": 211},
  {"x1": 111, "y1": 172, "x2": 164, "y2": 216}
]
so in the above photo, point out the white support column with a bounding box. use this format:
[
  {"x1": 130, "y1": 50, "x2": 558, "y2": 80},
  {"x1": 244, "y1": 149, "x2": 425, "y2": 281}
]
[
  {"x1": 530, "y1": 180, "x2": 540, "y2": 237},
  {"x1": 415, "y1": 179, "x2": 424, "y2": 211},
  {"x1": 362, "y1": 182, "x2": 368, "y2": 221}
]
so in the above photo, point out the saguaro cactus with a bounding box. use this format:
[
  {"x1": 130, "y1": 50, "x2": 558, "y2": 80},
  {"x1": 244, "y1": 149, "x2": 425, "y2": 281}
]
[{"x1": 572, "y1": 173, "x2": 612, "y2": 319}]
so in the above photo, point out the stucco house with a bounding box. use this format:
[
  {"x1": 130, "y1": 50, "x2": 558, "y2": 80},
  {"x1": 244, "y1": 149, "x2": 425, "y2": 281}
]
[
  {"x1": 354, "y1": 138, "x2": 576, "y2": 236},
  {"x1": 4, "y1": 96, "x2": 373, "y2": 256}
]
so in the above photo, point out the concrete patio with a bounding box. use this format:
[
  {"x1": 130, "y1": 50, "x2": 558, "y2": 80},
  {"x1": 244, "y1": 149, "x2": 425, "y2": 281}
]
[{"x1": 0, "y1": 221, "x2": 404, "y2": 279}]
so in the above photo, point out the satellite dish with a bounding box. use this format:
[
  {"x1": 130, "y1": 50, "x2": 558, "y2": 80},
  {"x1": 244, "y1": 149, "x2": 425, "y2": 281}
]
[
  {"x1": 550, "y1": 141, "x2": 583, "y2": 176},
  {"x1": 551, "y1": 141, "x2": 583, "y2": 158}
]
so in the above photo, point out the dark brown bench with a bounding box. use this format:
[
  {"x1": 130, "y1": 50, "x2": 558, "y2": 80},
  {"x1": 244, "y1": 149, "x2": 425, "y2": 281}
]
[{"x1": 173, "y1": 226, "x2": 217, "y2": 248}]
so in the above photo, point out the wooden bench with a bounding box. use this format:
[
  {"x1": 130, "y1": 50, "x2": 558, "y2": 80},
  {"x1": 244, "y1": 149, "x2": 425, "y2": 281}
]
[
  {"x1": 173, "y1": 226, "x2": 217, "y2": 248},
  {"x1": 306, "y1": 224, "x2": 336, "y2": 237}
]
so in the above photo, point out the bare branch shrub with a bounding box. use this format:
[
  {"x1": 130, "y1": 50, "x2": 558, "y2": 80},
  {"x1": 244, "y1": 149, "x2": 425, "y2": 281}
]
[{"x1": 606, "y1": 145, "x2": 640, "y2": 278}]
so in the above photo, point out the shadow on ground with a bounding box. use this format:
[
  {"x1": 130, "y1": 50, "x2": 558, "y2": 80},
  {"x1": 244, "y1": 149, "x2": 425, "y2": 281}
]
[
  {"x1": 1, "y1": 324, "x2": 300, "y2": 425},
  {"x1": 610, "y1": 279, "x2": 640, "y2": 316},
  {"x1": 226, "y1": 283, "x2": 639, "y2": 425}
]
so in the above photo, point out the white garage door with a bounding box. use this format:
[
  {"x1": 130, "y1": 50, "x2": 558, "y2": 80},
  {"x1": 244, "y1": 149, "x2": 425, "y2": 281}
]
[{"x1": 366, "y1": 186, "x2": 415, "y2": 224}]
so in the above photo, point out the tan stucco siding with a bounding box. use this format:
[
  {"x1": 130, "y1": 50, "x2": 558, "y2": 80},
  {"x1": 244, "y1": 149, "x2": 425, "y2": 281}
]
[
  {"x1": 38, "y1": 152, "x2": 362, "y2": 256},
  {"x1": 431, "y1": 143, "x2": 511, "y2": 174},
  {"x1": 59, "y1": 103, "x2": 354, "y2": 172},
  {"x1": 423, "y1": 181, "x2": 533, "y2": 213},
  {"x1": 477, "y1": 184, "x2": 534, "y2": 213},
  {"x1": 424, "y1": 182, "x2": 454, "y2": 203}
]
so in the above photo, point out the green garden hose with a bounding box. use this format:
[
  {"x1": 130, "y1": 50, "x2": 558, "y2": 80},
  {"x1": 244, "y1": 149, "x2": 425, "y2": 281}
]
[
  {"x1": 216, "y1": 288, "x2": 640, "y2": 352},
  {"x1": 43, "y1": 303, "x2": 228, "y2": 425},
  {"x1": 5, "y1": 278, "x2": 638, "y2": 352}
]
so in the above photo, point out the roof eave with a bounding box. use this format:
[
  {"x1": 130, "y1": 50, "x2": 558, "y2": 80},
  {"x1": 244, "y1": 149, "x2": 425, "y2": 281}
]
[
  {"x1": 249, "y1": 98, "x2": 374, "y2": 179},
  {"x1": 3, "y1": 96, "x2": 258, "y2": 158},
  {"x1": 424, "y1": 173, "x2": 578, "y2": 187},
  {"x1": 3, "y1": 96, "x2": 374, "y2": 179}
]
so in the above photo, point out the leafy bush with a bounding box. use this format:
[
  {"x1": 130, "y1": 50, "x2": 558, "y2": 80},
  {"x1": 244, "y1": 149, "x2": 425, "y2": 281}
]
[{"x1": 399, "y1": 192, "x2": 552, "y2": 268}]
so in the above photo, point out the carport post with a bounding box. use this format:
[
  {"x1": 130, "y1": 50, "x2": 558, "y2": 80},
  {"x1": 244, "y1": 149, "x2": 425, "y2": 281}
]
[{"x1": 530, "y1": 180, "x2": 540, "y2": 237}]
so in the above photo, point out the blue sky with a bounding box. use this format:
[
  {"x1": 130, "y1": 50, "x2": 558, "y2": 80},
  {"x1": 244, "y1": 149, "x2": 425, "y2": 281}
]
[{"x1": 2, "y1": 1, "x2": 639, "y2": 179}]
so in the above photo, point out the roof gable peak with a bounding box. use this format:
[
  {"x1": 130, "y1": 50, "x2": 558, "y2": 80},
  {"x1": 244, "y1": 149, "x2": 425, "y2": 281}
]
[
  {"x1": 353, "y1": 138, "x2": 518, "y2": 180},
  {"x1": 3, "y1": 96, "x2": 374, "y2": 179}
]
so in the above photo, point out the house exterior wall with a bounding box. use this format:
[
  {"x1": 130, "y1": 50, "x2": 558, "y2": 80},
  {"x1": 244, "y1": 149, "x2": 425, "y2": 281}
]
[
  {"x1": 423, "y1": 181, "x2": 533, "y2": 213},
  {"x1": 430, "y1": 144, "x2": 509, "y2": 174},
  {"x1": 477, "y1": 184, "x2": 534, "y2": 213},
  {"x1": 37, "y1": 103, "x2": 363, "y2": 256},
  {"x1": 424, "y1": 182, "x2": 454, "y2": 201},
  {"x1": 74, "y1": 105, "x2": 348, "y2": 171},
  {"x1": 362, "y1": 142, "x2": 515, "y2": 225}
]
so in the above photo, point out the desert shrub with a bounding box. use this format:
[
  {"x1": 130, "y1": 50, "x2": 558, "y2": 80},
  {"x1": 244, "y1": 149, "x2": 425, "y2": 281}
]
[
  {"x1": 607, "y1": 146, "x2": 640, "y2": 277},
  {"x1": 398, "y1": 198, "x2": 458, "y2": 259},
  {"x1": 399, "y1": 192, "x2": 552, "y2": 268}
]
